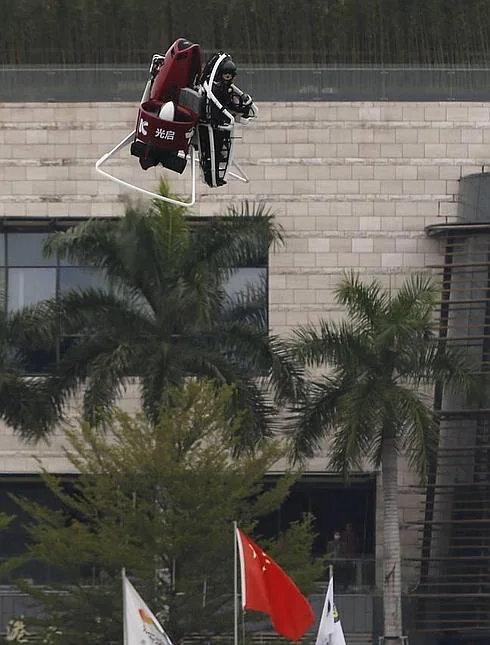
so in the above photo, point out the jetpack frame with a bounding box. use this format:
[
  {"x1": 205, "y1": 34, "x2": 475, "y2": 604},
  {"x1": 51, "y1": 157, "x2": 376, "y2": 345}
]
[
  {"x1": 95, "y1": 40, "x2": 258, "y2": 207},
  {"x1": 95, "y1": 48, "x2": 199, "y2": 208}
]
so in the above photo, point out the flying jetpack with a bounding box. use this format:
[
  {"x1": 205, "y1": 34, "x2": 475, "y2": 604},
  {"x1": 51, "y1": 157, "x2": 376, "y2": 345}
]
[{"x1": 95, "y1": 38, "x2": 258, "y2": 207}]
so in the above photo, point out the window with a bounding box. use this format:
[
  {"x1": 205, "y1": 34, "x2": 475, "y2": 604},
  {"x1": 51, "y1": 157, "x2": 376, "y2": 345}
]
[
  {"x1": 223, "y1": 267, "x2": 267, "y2": 298},
  {"x1": 223, "y1": 267, "x2": 268, "y2": 331},
  {"x1": 8, "y1": 268, "x2": 57, "y2": 311},
  {"x1": 0, "y1": 225, "x2": 111, "y2": 373},
  {"x1": 59, "y1": 267, "x2": 108, "y2": 294},
  {"x1": 0, "y1": 229, "x2": 110, "y2": 312},
  {"x1": 0, "y1": 220, "x2": 269, "y2": 372},
  {"x1": 7, "y1": 233, "x2": 52, "y2": 267}
]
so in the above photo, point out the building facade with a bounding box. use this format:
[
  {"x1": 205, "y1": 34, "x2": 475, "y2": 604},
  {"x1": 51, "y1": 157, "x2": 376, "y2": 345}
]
[{"x1": 1, "y1": 96, "x2": 490, "y2": 642}]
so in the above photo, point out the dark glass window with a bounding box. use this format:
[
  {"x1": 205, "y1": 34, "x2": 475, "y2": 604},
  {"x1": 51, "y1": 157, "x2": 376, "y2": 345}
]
[
  {"x1": 59, "y1": 267, "x2": 109, "y2": 293},
  {"x1": 223, "y1": 267, "x2": 266, "y2": 298},
  {"x1": 1, "y1": 226, "x2": 269, "y2": 371},
  {"x1": 8, "y1": 268, "x2": 57, "y2": 311},
  {"x1": 255, "y1": 477, "x2": 376, "y2": 558},
  {"x1": 0, "y1": 234, "x2": 6, "y2": 265},
  {"x1": 0, "y1": 269, "x2": 6, "y2": 293},
  {"x1": 0, "y1": 477, "x2": 78, "y2": 585},
  {"x1": 7, "y1": 233, "x2": 54, "y2": 267}
]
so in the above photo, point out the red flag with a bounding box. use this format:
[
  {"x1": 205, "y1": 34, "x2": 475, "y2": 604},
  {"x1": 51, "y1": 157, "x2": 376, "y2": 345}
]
[{"x1": 236, "y1": 527, "x2": 315, "y2": 642}]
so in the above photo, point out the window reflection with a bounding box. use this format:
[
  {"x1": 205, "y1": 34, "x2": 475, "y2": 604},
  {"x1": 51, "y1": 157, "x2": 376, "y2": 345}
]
[
  {"x1": 7, "y1": 233, "x2": 54, "y2": 267},
  {"x1": 8, "y1": 268, "x2": 57, "y2": 311},
  {"x1": 1, "y1": 230, "x2": 269, "y2": 372},
  {"x1": 59, "y1": 267, "x2": 109, "y2": 293},
  {"x1": 223, "y1": 267, "x2": 266, "y2": 298}
]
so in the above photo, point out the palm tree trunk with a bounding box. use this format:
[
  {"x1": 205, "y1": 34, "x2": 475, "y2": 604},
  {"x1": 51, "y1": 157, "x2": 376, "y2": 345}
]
[{"x1": 381, "y1": 434, "x2": 403, "y2": 643}]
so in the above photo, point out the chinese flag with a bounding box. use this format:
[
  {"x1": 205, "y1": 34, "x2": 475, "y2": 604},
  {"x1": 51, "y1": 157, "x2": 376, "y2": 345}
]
[{"x1": 236, "y1": 527, "x2": 315, "y2": 642}]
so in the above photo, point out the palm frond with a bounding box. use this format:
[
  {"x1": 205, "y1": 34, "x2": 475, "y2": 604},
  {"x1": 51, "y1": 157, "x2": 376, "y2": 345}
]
[
  {"x1": 334, "y1": 270, "x2": 389, "y2": 328},
  {"x1": 0, "y1": 293, "x2": 64, "y2": 439},
  {"x1": 289, "y1": 318, "x2": 371, "y2": 370},
  {"x1": 167, "y1": 272, "x2": 223, "y2": 330},
  {"x1": 393, "y1": 385, "x2": 439, "y2": 480},
  {"x1": 391, "y1": 272, "x2": 438, "y2": 320},
  {"x1": 80, "y1": 344, "x2": 139, "y2": 426},
  {"x1": 55, "y1": 288, "x2": 155, "y2": 337},
  {"x1": 50, "y1": 334, "x2": 134, "y2": 407},
  {"x1": 287, "y1": 376, "x2": 344, "y2": 463},
  {"x1": 327, "y1": 377, "x2": 382, "y2": 473},
  {"x1": 43, "y1": 217, "x2": 121, "y2": 267},
  {"x1": 196, "y1": 320, "x2": 304, "y2": 405},
  {"x1": 7, "y1": 303, "x2": 59, "y2": 349},
  {"x1": 266, "y1": 334, "x2": 306, "y2": 404},
  {"x1": 140, "y1": 344, "x2": 276, "y2": 448},
  {"x1": 189, "y1": 201, "x2": 283, "y2": 280},
  {"x1": 401, "y1": 341, "x2": 481, "y2": 402},
  {"x1": 227, "y1": 377, "x2": 276, "y2": 449},
  {"x1": 152, "y1": 178, "x2": 190, "y2": 220},
  {"x1": 0, "y1": 376, "x2": 63, "y2": 442}
]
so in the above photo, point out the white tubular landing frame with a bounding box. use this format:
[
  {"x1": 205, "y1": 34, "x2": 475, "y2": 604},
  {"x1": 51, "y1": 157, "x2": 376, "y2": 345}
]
[
  {"x1": 228, "y1": 160, "x2": 249, "y2": 183},
  {"x1": 95, "y1": 132, "x2": 197, "y2": 207}
]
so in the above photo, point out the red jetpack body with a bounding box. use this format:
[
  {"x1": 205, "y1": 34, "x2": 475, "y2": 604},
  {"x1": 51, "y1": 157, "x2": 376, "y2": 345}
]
[{"x1": 130, "y1": 38, "x2": 202, "y2": 173}]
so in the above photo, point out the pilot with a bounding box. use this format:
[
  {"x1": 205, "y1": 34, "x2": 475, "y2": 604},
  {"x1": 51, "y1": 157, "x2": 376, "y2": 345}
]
[{"x1": 212, "y1": 59, "x2": 254, "y2": 119}]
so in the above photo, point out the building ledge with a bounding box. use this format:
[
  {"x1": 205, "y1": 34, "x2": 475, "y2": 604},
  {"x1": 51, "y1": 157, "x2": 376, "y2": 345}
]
[{"x1": 425, "y1": 221, "x2": 490, "y2": 237}]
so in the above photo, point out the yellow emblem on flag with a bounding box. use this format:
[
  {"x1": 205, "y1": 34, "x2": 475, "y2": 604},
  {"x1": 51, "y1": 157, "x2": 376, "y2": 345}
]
[{"x1": 139, "y1": 609, "x2": 155, "y2": 626}]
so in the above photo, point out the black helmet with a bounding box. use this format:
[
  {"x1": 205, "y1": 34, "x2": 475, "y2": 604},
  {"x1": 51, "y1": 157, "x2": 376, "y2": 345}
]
[{"x1": 220, "y1": 58, "x2": 237, "y2": 80}]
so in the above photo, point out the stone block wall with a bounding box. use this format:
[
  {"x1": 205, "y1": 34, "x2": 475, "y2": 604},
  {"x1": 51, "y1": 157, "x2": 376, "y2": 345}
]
[{"x1": 2, "y1": 100, "x2": 490, "y2": 574}]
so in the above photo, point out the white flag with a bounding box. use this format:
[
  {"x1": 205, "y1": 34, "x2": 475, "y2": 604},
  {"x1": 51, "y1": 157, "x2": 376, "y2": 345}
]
[
  {"x1": 123, "y1": 572, "x2": 173, "y2": 645},
  {"x1": 315, "y1": 577, "x2": 347, "y2": 645}
]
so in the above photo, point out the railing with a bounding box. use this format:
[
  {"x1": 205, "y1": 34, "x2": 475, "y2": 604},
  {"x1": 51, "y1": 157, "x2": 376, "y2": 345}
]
[
  {"x1": 315, "y1": 558, "x2": 377, "y2": 593},
  {"x1": 0, "y1": 585, "x2": 378, "y2": 638},
  {"x1": 0, "y1": 556, "x2": 380, "y2": 591},
  {"x1": 3, "y1": 65, "x2": 490, "y2": 102}
]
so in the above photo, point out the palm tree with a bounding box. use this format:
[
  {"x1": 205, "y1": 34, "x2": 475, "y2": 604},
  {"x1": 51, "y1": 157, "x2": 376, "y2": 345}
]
[
  {"x1": 33, "y1": 187, "x2": 301, "y2": 447},
  {"x1": 0, "y1": 293, "x2": 61, "y2": 441},
  {"x1": 287, "y1": 272, "x2": 479, "y2": 644}
]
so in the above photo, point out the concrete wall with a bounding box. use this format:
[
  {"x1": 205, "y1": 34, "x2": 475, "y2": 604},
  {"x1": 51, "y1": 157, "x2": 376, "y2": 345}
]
[{"x1": 2, "y1": 100, "x2": 490, "y2": 576}]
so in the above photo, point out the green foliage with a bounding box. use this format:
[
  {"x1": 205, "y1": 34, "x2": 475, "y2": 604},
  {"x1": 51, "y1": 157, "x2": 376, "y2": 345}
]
[
  {"x1": 288, "y1": 271, "x2": 480, "y2": 480},
  {"x1": 1, "y1": 380, "x2": 323, "y2": 645},
  {"x1": 260, "y1": 514, "x2": 328, "y2": 596},
  {"x1": 0, "y1": 513, "x2": 13, "y2": 531},
  {"x1": 0, "y1": 294, "x2": 62, "y2": 441},
  {"x1": 2, "y1": 0, "x2": 490, "y2": 64},
  {"x1": 28, "y1": 188, "x2": 302, "y2": 446}
]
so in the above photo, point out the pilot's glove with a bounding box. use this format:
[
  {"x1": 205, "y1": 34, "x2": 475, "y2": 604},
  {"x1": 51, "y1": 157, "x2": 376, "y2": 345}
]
[
  {"x1": 240, "y1": 94, "x2": 254, "y2": 118},
  {"x1": 150, "y1": 54, "x2": 165, "y2": 78}
]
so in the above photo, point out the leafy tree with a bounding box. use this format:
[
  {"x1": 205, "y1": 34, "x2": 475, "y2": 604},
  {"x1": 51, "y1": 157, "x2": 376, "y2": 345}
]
[
  {"x1": 5, "y1": 0, "x2": 490, "y2": 64},
  {"x1": 1, "y1": 379, "x2": 324, "y2": 645},
  {"x1": 0, "y1": 294, "x2": 61, "y2": 441},
  {"x1": 32, "y1": 185, "x2": 301, "y2": 446},
  {"x1": 0, "y1": 513, "x2": 12, "y2": 531},
  {"x1": 287, "y1": 272, "x2": 479, "y2": 645}
]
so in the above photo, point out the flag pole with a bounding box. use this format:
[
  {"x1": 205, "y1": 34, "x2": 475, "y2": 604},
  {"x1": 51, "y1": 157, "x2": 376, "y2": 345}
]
[
  {"x1": 233, "y1": 520, "x2": 238, "y2": 645},
  {"x1": 122, "y1": 568, "x2": 128, "y2": 645}
]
